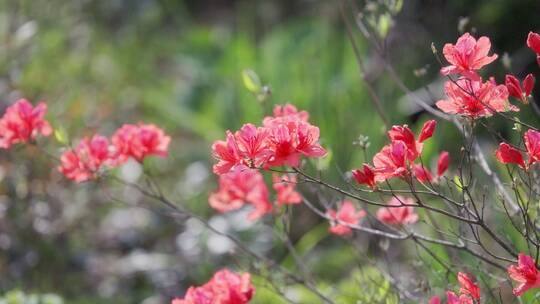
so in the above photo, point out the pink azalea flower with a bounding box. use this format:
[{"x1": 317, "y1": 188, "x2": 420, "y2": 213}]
[
  {"x1": 507, "y1": 253, "x2": 540, "y2": 296},
  {"x1": 412, "y1": 164, "x2": 434, "y2": 183},
  {"x1": 418, "y1": 120, "x2": 437, "y2": 143},
  {"x1": 229, "y1": 123, "x2": 273, "y2": 170},
  {"x1": 527, "y1": 32, "x2": 540, "y2": 67},
  {"x1": 440, "y1": 33, "x2": 498, "y2": 79},
  {"x1": 58, "y1": 135, "x2": 112, "y2": 183},
  {"x1": 372, "y1": 141, "x2": 409, "y2": 182},
  {"x1": 262, "y1": 103, "x2": 309, "y2": 127},
  {"x1": 457, "y1": 272, "x2": 480, "y2": 300},
  {"x1": 0, "y1": 99, "x2": 52, "y2": 148},
  {"x1": 112, "y1": 123, "x2": 170, "y2": 163},
  {"x1": 326, "y1": 200, "x2": 366, "y2": 236},
  {"x1": 524, "y1": 129, "x2": 540, "y2": 165},
  {"x1": 209, "y1": 165, "x2": 272, "y2": 220},
  {"x1": 376, "y1": 196, "x2": 418, "y2": 225},
  {"x1": 429, "y1": 296, "x2": 441, "y2": 304},
  {"x1": 437, "y1": 78, "x2": 517, "y2": 118},
  {"x1": 446, "y1": 291, "x2": 473, "y2": 304},
  {"x1": 212, "y1": 131, "x2": 242, "y2": 175},
  {"x1": 272, "y1": 174, "x2": 302, "y2": 206},
  {"x1": 495, "y1": 143, "x2": 526, "y2": 169},
  {"x1": 172, "y1": 269, "x2": 254, "y2": 304},
  {"x1": 352, "y1": 164, "x2": 376, "y2": 188},
  {"x1": 505, "y1": 74, "x2": 535, "y2": 104},
  {"x1": 437, "y1": 151, "x2": 450, "y2": 177}
]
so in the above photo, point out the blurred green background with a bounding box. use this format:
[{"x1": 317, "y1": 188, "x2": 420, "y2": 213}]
[{"x1": 0, "y1": 0, "x2": 539, "y2": 303}]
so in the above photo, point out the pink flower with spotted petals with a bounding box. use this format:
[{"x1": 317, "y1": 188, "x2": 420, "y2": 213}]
[
  {"x1": 507, "y1": 253, "x2": 540, "y2": 296},
  {"x1": 440, "y1": 33, "x2": 497, "y2": 79},
  {"x1": 273, "y1": 174, "x2": 302, "y2": 206},
  {"x1": 436, "y1": 78, "x2": 517, "y2": 118},
  {"x1": 372, "y1": 140, "x2": 409, "y2": 182},
  {"x1": 0, "y1": 99, "x2": 52, "y2": 148},
  {"x1": 376, "y1": 196, "x2": 418, "y2": 225},
  {"x1": 326, "y1": 200, "x2": 366, "y2": 236}
]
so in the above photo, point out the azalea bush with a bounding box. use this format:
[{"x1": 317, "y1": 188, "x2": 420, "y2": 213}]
[{"x1": 3, "y1": 1, "x2": 540, "y2": 303}]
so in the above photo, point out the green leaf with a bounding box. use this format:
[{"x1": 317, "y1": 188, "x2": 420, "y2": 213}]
[
  {"x1": 54, "y1": 126, "x2": 68, "y2": 145},
  {"x1": 241, "y1": 69, "x2": 262, "y2": 94}
]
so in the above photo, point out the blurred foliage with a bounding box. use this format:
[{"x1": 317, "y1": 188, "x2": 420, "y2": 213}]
[{"x1": 0, "y1": 290, "x2": 63, "y2": 304}]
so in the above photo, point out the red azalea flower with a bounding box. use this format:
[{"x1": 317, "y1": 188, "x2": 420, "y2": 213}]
[
  {"x1": 352, "y1": 164, "x2": 376, "y2": 188},
  {"x1": 507, "y1": 253, "x2": 540, "y2": 296},
  {"x1": 272, "y1": 174, "x2": 302, "y2": 206},
  {"x1": 326, "y1": 200, "x2": 366, "y2": 236},
  {"x1": 440, "y1": 33, "x2": 498, "y2": 79},
  {"x1": 412, "y1": 164, "x2": 433, "y2": 183},
  {"x1": 234, "y1": 123, "x2": 273, "y2": 168},
  {"x1": 505, "y1": 74, "x2": 535, "y2": 104},
  {"x1": 0, "y1": 99, "x2": 52, "y2": 148},
  {"x1": 495, "y1": 142, "x2": 526, "y2": 169},
  {"x1": 58, "y1": 135, "x2": 113, "y2": 183},
  {"x1": 457, "y1": 272, "x2": 480, "y2": 300},
  {"x1": 172, "y1": 269, "x2": 254, "y2": 304},
  {"x1": 209, "y1": 165, "x2": 272, "y2": 220},
  {"x1": 372, "y1": 140, "x2": 409, "y2": 182},
  {"x1": 212, "y1": 131, "x2": 242, "y2": 175},
  {"x1": 436, "y1": 78, "x2": 517, "y2": 118},
  {"x1": 524, "y1": 129, "x2": 540, "y2": 165},
  {"x1": 437, "y1": 151, "x2": 450, "y2": 177},
  {"x1": 446, "y1": 291, "x2": 473, "y2": 304},
  {"x1": 418, "y1": 120, "x2": 437, "y2": 143},
  {"x1": 527, "y1": 31, "x2": 540, "y2": 67},
  {"x1": 376, "y1": 196, "x2": 418, "y2": 225}
]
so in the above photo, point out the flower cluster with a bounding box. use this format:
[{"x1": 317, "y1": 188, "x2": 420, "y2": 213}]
[
  {"x1": 376, "y1": 196, "x2": 418, "y2": 225},
  {"x1": 208, "y1": 104, "x2": 323, "y2": 220},
  {"x1": 0, "y1": 99, "x2": 52, "y2": 148},
  {"x1": 172, "y1": 269, "x2": 254, "y2": 304},
  {"x1": 59, "y1": 123, "x2": 170, "y2": 182},
  {"x1": 352, "y1": 120, "x2": 449, "y2": 187},
  {"x1": 495, "y1": 129, "x2": 540, "y2": 170},
  {"x1": 211, "y1": 104, "x2": 326, "y2": 174},
  {"x1": 430, "y1": 272, "x2": 480, "y2": 304},
  {"x1": 436, "y1": 33, "x2": 518, "y2": 118}
]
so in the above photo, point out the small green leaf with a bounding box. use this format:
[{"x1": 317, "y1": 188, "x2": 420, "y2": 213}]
[
  {"x1": 54, "y1": 126, "x2": 68, "y2": 145},
  {"x1": 242, "y1": 69, "x2": 262, "y2": 94}
]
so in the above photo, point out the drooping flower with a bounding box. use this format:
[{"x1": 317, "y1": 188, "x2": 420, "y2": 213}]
[
  {"x1": 412, "y1": 164, "x2": 434, "y2": 183},
  {"x1": 273, "y1": 174, "x2": 302, "y2": 206},
  {"x1": 372, "y1": 140, "x2": 409, "y2": 182},
  {"x1": 209, "y1": 165, "x2": 272, "y2": 220},
  {"x1": 457, "y1": 272, "x2": 480, "y2": 300},
  {"x1": 326, "y1": 200, "x2": 366, "y2": 236},
  {"x1": 495, "y1": 143, "x2": 526, "y2": 169},
  {"x1": 352, "y1": 164, "x2": 376, "y2": 188},
  {"x1": 507, "y1": 253, "x2": 540, "y2": 296},
  {"x1": 527, "y1": 31, "x2": 540, "y2": 67},
  {"x1": 376, "y1": 196, "x2": 418, "y2": 225},
  {"x1": 58, "y1": 135, "x2": 112, "y2": 182},
  {"x1": 524, "y1": 129, "x2": 540, "y2": 165},
  {"x1": 172, "y1": 269, "x2": 254, "y2": 304},
  {"x1": 440, "y1": 33, "x2": 498, "y2": 79},
  {"x1": 0, "y1": 99, "x2": 52, "y2": 149},
  {"x1": 437, "y1": 151, "x2": 450, "y2": 177},
  {"x1": 505, "y1": 74, "x2": 535, "y2": 104},
  {"x1": 436, "y1": 78, "x2": 517, "y2": 118},
  {"x1": 112, "y1": 123, "x2": 170, "y2": 163},
  {"x1": 418, "y1": 120, "x2": 437, "y2": 143}
]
